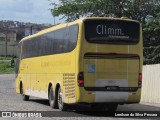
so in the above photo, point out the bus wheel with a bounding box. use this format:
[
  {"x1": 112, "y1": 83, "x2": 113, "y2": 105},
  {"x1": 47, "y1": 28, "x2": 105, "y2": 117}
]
[
  {"x1": 49, "y1": 86, "x2": 58, "y2": 109},
  {"x1": 57, "y1": 87, "x2": 68, "y2": 111},
  {"x1": 106, "y1": 104, "x2": 118, "y2": 111},
  {"x1": 20, "y1": 83, "x2": 29, "y2": 101}
]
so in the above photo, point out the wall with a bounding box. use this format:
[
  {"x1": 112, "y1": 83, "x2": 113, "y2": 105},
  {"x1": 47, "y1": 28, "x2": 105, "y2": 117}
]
[
  {"x1": 141, "y1": 64, "x2": 160, "y2": 104},
  {"x1": 0, "y1": 44, "x2": 18, "y2": 56},
  {"x1": 0, "y1": 32, "x2": 18, "y2": 56}
]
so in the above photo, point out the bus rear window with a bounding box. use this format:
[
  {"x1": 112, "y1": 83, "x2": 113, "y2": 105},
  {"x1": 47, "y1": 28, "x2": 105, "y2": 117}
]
[{"x1": 84, "y1": 19, "x2": 140, "y2": 44}]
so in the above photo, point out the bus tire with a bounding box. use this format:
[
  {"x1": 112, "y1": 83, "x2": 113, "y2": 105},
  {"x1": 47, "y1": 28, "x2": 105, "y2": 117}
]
[
  {"x1": 57, "y1": 87, "x2": 68, "y2": 111},
  {"x1": 49, "y1": 86, "x2": 58, "y2": 109},
  {"x1": 20, "y1": 83, "x2": 29, "y2": 101},
  {"x1": 106, "y1": 104, "x2": 118, "y2": 111}
]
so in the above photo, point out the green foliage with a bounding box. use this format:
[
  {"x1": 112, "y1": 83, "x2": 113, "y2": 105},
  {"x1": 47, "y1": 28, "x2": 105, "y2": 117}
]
[
  {"x1": 143, "y1": 13, "x2": 160, "y2": 64},
  {"x1": 51, "y1": 0, "x2": 160, "y2": 23},
  {"x1": 0, "y1": 58, "x2": 15, "y2": 74},
  {"x1": 50, "y1": 0, "x2": 160, "y2": 65},
  {"x1": 0, "y1": 56, "x2": 13, "y2": 60}
]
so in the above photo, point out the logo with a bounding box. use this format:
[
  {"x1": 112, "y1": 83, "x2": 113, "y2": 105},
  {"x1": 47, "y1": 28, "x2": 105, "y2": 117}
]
[
  {"x1": 2, "y1": 112, "x2": 11, "y2": 117},
  {"x1": 88, "y1": 64, "x2": 96, "y2": 73},
  {"x1": 96, "y1": 25, "x2": 124, "y2": 36}
]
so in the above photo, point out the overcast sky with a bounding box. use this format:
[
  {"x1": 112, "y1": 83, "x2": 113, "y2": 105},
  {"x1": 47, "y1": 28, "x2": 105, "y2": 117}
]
[{"x1": 0, "y1": 0, "x2": 65, "y2": 24}]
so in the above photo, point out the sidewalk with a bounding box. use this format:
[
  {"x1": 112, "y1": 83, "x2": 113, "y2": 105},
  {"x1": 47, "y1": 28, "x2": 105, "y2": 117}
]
[{"x1": 140, "y1": 101, "x2": 160, "y2": 107}]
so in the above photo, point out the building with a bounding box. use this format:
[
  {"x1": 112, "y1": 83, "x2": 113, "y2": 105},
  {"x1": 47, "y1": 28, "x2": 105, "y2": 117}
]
[{"x1": 0, "y1": 20, "x2": 52, "y2": 56}]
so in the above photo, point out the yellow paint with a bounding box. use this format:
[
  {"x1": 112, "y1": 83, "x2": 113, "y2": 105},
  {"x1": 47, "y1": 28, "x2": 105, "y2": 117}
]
[{"x1": 16, "y1": 17, "x2": 143, "y2": 105}]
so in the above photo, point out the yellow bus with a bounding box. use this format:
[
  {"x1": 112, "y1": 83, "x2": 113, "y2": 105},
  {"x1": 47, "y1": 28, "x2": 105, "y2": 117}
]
[{"x1": 16, "y1": 17, "x2": 143, "y2": 111}]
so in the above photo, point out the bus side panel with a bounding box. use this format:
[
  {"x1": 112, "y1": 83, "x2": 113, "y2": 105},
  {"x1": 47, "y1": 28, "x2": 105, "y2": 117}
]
[
  {"x1": 128, "y1": 27, "x2": 143, "y2": 103},
  {"x1": 16, "y1": 59, "x2": 28, "y2": 95}
]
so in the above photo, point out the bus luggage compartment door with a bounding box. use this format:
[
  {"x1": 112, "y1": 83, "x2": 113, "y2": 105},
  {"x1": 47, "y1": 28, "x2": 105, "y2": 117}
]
[{"x1": 83, "y1": 54, "x2": 140, "y2": 91}]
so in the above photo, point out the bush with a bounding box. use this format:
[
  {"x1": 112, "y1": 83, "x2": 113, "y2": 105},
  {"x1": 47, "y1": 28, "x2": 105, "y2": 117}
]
[
  {"x1": 0, "y1": 56, "x2": 13, "y2": 60},
  {"x1": 0, "y1": 59, "x2": 15, "y2": 74}
]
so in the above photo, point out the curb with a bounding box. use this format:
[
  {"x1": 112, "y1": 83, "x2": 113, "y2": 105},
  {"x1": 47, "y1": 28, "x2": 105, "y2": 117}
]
[{"x1": 140, "y1": 102, "x2": 160, "y2": 107}]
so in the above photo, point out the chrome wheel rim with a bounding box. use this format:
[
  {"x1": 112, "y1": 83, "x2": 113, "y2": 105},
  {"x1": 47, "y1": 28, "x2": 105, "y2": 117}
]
[
  {"x1": 49, "y1": 88, "x2": 54, "y2": 105},
  {"x1": 58, "y1": 89, "x2": 63, "y2": 109}
]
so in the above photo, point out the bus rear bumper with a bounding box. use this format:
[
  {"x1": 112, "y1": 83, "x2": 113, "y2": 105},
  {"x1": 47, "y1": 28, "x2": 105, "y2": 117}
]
[{"x1": 77, "y1": 88, "x2": 141, "y2": 103}]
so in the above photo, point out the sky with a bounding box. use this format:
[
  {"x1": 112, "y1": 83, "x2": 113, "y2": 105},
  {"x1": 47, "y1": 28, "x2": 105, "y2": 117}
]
[{"x1": 0, "y1": 0, "x2": 65, "y2": 24}]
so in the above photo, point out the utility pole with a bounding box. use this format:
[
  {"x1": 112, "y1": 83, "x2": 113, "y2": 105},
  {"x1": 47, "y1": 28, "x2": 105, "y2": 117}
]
[
  {"x1": 5, "y1": 32, "x2": 7, "y2": 57},
  {"x1": 49, "y1": 0, "x2": 56, "y2": 25},
  {"x1": 54, "y1": 3, "x2": 56, "y2": 25}
]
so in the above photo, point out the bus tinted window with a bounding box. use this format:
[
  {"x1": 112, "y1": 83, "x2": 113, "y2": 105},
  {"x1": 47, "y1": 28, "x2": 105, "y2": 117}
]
[
  {"x1": 22, "y1": 24, "x2": 78, "y2": 59},
  {"x1": 84, "y1": 19, "x2": 140, "y2": 44}
]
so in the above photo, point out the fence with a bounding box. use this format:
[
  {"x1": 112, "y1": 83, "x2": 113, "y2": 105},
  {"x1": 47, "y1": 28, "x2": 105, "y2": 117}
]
[
  {"x1": 141, "y1": 64, "x2": 160, "y2": 104},
  {"x1": 0, "y1": 44, "x2": 17, "y2": 56}
]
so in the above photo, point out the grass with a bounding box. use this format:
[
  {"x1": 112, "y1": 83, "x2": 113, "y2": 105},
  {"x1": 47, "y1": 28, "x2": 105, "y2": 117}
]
[
  {"x1": 0, "y1": 58, "x2": 15, "y2": 74},
  {"x1": 0, "y1": 56, "x2": 13, "y2": 60}
]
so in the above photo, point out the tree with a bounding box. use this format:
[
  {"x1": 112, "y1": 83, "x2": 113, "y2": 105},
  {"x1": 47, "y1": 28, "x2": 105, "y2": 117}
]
[
  {"x1": 50, "y1": 0, "x2": 160, "y2": 23},
  {"x1": 143, "y1": 13, "x2": 160, "y2": 64},
  {"x1": 50, "y1": 0, "x2": 160, "y2": 65}
]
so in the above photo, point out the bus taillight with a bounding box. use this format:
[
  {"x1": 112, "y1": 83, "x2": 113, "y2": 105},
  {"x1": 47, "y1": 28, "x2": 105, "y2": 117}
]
[
  {"x1": 138, "y1": 73, "x2": 142, "y2": 88},
  {"x1": 78, "y1": 72, "x2": 84, "y2": 87}
]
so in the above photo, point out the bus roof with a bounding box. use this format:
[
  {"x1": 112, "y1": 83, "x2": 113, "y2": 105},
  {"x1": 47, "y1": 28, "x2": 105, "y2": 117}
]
[{"x1": 19, "y1": 17, "x2": 139, "y2": 43}]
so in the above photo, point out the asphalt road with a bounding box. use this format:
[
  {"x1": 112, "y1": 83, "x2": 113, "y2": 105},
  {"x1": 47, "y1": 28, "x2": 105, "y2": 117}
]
[{"x1": 0, "y1": 74, "x2": 160, "y2": 120}]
